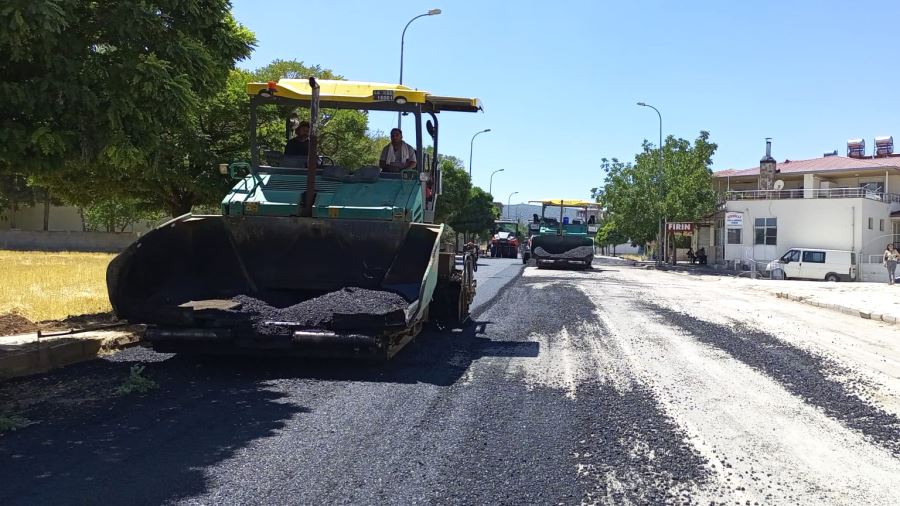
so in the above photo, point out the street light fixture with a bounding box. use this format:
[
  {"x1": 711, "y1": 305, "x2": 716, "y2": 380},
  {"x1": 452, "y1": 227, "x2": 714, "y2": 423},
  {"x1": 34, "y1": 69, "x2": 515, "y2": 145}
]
[
  {"x1": 637, "y1": 101, "x2": 664, "y2": 265},
  {"x1": 507, "y1": 191, "x2": 519, "y2": 219},
  {"x1": 398, "y1": 8, "x2": 442, "y2": 128},
  {"x1": 469, "y1": 128, "x2": 491, "y2": 178},
  {"x1": 489, "y1": 168, "x2": 504, "y2": 196}
]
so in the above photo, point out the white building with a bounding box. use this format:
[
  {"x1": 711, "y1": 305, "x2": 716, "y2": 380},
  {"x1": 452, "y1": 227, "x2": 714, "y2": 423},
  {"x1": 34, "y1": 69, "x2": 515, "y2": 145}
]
[{"x1": 712, "y1": 138, "x2": 900, "y2": 281}]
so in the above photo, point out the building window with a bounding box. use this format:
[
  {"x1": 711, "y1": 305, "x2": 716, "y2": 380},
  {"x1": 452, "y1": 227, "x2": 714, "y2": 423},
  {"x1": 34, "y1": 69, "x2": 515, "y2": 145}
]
[
  {"x1": 880, "y1": 219, "x2": 885, "y2": 232},
  {"x1": 754, "y1": 218, "x2": 777, "y2": 245},
  {"x1": 727, "y1": 228, "x2": 742, "y2": 244},
  {"x1": 802, "y1": 251, "x2": 826, "y2": 263},
  {"x1": 868, "y1": 217, "x2": 873, "y2": 230}
]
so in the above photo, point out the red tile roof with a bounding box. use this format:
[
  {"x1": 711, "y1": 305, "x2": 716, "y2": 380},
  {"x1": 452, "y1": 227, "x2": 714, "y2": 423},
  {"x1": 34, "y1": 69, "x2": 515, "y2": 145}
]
[{"x1": 714, "y1": 156, "x2": 900, "y2": 178}]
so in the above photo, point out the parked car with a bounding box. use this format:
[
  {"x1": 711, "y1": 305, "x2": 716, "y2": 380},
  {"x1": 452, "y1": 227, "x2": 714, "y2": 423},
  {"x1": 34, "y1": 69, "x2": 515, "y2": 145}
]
[{"x1": 766, "y1": 248, "x2": 857, "y2": 282}]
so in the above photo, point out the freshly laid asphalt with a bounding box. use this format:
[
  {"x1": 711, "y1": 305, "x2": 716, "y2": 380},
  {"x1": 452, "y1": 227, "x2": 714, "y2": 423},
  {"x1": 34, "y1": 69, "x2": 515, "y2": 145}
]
[{"x1": 2, "y1": 257, "x2": 899, "y2": 505}]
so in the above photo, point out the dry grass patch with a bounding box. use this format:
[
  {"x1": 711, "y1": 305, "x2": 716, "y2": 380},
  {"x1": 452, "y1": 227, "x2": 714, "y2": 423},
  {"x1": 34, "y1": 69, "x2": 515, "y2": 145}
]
[{"x1": 0, "y1": 250, "x2": 114, "y2": 322}]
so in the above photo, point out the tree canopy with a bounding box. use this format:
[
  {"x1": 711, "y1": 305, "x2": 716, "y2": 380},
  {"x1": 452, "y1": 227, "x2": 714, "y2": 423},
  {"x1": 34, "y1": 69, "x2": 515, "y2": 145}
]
[
  {"x1": 592, "y1": 131, "x2": 718, "y2": 246},
  {"x1": 0, "y1": 0, "x2": 255, "y2": 178},
  {"x1": 433, "y1": 155, "x2": 472, "y2": 225},
  {"x1": 449, "y1": 187, "x2": 498, "y2": 237}
]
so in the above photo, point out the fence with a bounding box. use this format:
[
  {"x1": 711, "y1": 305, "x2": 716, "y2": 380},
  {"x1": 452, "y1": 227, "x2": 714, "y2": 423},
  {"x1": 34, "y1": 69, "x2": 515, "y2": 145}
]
[{"x1": 726, "y1": 188, "x2": 900, "y2": 202}]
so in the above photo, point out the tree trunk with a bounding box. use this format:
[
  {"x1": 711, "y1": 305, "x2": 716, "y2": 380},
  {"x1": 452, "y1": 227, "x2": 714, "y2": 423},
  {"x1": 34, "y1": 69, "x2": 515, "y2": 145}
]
[
  {"x1": 42, "y1": 190, "x2": 51, "y2": 231},
  {"x1": 9, "y1": 201, "x2": 16, "y2": 229},
  {"x1": 167, "y1": 198, "x2": 194, "y2": 218}
]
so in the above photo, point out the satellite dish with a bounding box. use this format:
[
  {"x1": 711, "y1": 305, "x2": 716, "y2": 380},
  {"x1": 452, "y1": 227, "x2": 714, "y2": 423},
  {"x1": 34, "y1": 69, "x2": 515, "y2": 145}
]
[{"x1": 773, "y1": 179, "x2": 785, "y2": 190}]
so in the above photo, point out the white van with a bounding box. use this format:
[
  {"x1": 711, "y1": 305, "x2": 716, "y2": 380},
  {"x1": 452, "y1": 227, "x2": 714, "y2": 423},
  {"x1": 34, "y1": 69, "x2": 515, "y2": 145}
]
[{"x1": 766, "y1": 248, "x2": 857, "y2": 282}]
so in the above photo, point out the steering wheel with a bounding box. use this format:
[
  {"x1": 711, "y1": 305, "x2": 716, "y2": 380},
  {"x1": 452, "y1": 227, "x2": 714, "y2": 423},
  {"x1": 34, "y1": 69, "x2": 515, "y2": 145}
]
[
  {"x1": 318, "y1": 132, "x2": 340, "y2": 158},
  {"x1": 318, "y1": 155, "x2": 335, "y2": 167}
]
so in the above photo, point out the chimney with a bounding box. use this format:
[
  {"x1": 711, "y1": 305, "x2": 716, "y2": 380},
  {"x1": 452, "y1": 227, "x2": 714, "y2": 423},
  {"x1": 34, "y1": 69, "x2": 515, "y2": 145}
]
[{"x1": 759, "y1": 138, "x2": 777, "y2": 191}]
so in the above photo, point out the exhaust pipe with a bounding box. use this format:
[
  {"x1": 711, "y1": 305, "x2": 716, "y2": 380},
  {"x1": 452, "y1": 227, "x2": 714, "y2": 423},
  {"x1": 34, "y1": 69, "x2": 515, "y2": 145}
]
[{"x1": 304, "y1": 77, "x2": 320, "y2": 217}]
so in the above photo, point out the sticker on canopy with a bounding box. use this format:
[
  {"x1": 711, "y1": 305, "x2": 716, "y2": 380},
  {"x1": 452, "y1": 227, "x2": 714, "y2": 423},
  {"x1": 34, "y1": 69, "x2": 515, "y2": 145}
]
[
  {"x1": 245, "y1": 202, "x2": 259, "y2": 213},
  {"x1": 373, "y1": 90, "x2": 395, "y2": 101}
]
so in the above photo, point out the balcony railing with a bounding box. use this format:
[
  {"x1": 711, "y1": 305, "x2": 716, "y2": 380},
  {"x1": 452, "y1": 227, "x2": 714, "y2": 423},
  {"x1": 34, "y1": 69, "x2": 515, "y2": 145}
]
[{"x1": 725, "y1": 188, "x2": 900, "y2": 203}]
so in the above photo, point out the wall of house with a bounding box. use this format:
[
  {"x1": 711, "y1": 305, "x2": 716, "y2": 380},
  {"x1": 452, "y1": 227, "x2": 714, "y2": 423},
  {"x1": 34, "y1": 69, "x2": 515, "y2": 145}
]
[
  {"x1": 0, "y1": 204, "x2": 156, "y2": 233},
  {"x1": 723, "y1": 198, "x2": 891, "y2": 264}
]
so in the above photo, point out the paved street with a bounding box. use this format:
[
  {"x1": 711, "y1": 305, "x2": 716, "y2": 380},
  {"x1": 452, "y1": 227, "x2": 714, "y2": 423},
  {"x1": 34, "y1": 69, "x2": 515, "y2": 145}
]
[{"x1": 2, "y1": 259, "x2": 900, "y2": 505}]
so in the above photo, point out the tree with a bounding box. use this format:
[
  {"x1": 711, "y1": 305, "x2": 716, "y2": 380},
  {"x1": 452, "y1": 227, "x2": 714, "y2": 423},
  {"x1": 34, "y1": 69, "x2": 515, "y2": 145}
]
[
  {"x1": 593, "y1": 131, "x2": 718, "y2": 251},
  {"x1": 433, "y1": 155, "x2": 472, "y2": 224},
  {"x1": 449, "y1": 187, "x2": 496, "y2": 238},
  {"x1": 43, "y1": 59, "x2": 374, "y2": 216},
  {"x1": 82, "y1": 197, "x2": 166, "y2": 233},
  {"x1": 596, "y1": 219, "x2": 627, "y2": 255},
  {"x1": 0, "y1": 1, "x2": 255, "y2": 184}
]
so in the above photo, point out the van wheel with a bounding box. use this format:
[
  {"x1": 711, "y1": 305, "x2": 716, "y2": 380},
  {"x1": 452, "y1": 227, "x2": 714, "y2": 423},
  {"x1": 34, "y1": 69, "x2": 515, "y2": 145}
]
[{"x1": 825, "y1": 273, "x2": 840, "y2": 282}]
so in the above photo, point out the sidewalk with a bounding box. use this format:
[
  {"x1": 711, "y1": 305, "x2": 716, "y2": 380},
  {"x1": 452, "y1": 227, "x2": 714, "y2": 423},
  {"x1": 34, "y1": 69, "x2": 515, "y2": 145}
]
[
  {"x1": 0, "y1": 329, "x2": 139, "y2": 380},
  {"x1": 736, "y1": 278, "x2": 900, "y2": 325}
]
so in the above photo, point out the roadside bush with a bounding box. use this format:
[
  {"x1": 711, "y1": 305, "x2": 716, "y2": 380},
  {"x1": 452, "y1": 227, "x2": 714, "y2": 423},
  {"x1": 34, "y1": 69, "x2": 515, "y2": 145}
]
[{"x1": 114, "y1": 365, "x2": 158, "y2": 395}]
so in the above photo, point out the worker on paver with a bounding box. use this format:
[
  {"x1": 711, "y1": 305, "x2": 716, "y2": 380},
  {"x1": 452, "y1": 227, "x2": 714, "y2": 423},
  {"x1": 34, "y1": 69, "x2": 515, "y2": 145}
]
[
  {"x1": 379, "y1": 128, "x2": 417, "y2": 173},
  {"x1": 284, "y1": 121, "x2": 310, "y2": 157},
  {"x1": 883, "y1": 243, "x2": 899, "y2": 284}
]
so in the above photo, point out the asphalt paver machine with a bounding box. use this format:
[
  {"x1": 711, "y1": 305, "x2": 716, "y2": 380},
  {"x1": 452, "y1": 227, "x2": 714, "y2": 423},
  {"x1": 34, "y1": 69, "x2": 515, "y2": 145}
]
[
  {"x1": 107, "y1": 78, "x2": 483, "y2": 358},
  {"x1": 524, "y1": 199, "x2": 599, "y2": 269}
]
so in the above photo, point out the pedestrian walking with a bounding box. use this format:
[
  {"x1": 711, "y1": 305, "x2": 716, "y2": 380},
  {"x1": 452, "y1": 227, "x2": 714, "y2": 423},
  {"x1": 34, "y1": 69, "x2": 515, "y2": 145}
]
[{"x1": 883, "y1": 243, "x2": 899, "y2": 284}]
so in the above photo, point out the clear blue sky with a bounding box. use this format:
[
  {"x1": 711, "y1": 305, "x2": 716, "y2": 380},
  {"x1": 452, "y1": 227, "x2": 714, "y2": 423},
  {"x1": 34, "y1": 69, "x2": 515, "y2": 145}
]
[{"x1": 231, "y1": 0, "x2": 900, "y2": 204}]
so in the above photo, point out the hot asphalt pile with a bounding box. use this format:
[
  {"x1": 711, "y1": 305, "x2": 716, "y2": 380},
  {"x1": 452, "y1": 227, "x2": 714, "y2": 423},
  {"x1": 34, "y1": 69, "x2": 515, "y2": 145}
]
[
  {"x1": 232, "y1": 287, "x2": 409, "y2": 335},
  {"x1": 534, "y1": 245, "x2": 594, "y2": 260}
]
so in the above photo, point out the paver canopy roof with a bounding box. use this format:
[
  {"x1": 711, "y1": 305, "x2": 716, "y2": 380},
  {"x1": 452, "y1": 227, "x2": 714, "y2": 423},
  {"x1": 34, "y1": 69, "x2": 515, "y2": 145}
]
[
  {"x1": 530, "y1": 199, "x2": 598, "y2": 207},
  {"x1": 246, "y1": 79, "x2": 482, "y2": 112}
]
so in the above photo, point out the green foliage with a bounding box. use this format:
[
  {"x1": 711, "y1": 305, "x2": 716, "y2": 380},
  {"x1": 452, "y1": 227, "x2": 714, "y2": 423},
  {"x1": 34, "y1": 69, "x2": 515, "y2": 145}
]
[
  {"x1": 596, "y1": 219, "x2": 627, "y2": 248},
  {"x1": 449, "y1": 187, "x2": 496, "y2": 236},
  {"x1": 593, "y1": 131, "x2": 717, "y2": 246},
  {"x1": 434, "y1": 155, "x2": 472, "y2": 224},
  {"x1": 0, "y1": 0, "x2": 256, "y2": 182},
  {"x1": 0, "y1": 412, "x2": 32, "y2": 432},
  {"x1": 114, "y1": 365, "x2": 158, "y2": 395},
  {"x1": 83, "y1": 197, "x2": 166, "y2": 232},
  {"x1": 0, "y1": 173, "x2": 35, "y2": 210}
]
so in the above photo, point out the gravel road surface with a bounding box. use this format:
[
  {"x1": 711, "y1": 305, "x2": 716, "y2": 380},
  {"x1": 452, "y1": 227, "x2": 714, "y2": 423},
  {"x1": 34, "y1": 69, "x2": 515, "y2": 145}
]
[{"x1": 1, "y1": 258, "x2": 898, "y2": 505}]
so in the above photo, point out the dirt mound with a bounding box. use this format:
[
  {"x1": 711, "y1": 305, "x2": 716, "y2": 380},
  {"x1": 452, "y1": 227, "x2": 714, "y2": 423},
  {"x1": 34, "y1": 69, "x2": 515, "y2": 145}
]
[{"x1": 0, "y1": 313, "x2": 36, "y2": 336}]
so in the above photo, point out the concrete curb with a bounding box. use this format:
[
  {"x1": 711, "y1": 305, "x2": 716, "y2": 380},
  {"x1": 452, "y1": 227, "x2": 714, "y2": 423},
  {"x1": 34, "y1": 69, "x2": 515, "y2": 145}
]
[
  {"x1": 774, "y1": 292, "x2": 898, "y2": 325},
  {"x1": 0, "y1": 332, "x2": 140, "y2": 381}
]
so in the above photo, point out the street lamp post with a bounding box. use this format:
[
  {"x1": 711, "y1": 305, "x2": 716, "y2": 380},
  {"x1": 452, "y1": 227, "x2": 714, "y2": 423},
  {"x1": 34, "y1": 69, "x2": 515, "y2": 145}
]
[
  {"x1": 489, "y1": 168, "x2": 504, "y2": 196},
  {"x1": 507, "y1": 191, "x2": 519, "y2": 219},
  {"x1": 469, "y1": 128, "x2": 491, "y2": 178},
  {"x1": 637, "y1": 102, "x2": 664, "y2": 266},
  {"x1": 398, "y1": 9, "x2": 441, "y2": 128}
]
